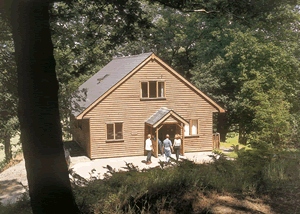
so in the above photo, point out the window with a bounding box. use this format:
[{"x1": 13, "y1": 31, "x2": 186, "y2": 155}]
[
  {"x1": 158, "y1": 82, "x2": 164, "y2": 97},
  {"x1": 106, "y1": 123, "x2": 123, "y2": 140},
  {"x1": 141, "y1": 82, "x2": 148, "y2": 98},
  {"x1": 141, "y1": 81, "x2": 165, "y2": 98},
  {"x1": 149, "y1": 81, "x2": 157, "y2": 98},
  {"x1": 184, "y1": 119, "x2": 198, "y2": 136},
  {"x1": 107, "y1": 124, "x2": 114, "y2": 139},
  {"x1": 185, "y1": 124, "x2": 190, "y2": 136},
  {"x1": 191, "y1": 120, "x2": 198, "y2": 135}
]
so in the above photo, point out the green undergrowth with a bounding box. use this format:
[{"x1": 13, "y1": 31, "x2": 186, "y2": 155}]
[
  {"x1": 73, "y1": 149, "x2": 300, "y2": 214},
  {"x1": 1, "y1": 149, "x2": 300, "y2": 214}
]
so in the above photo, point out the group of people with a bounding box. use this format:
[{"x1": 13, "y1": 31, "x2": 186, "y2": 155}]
[{"x1": 145, "y1": 133, "x2": 182, "y2": 165}]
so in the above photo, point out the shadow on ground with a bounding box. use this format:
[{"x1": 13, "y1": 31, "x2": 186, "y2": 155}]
[
  {"x1": 64, "y1": 141, "x2": 87, "y2": 157},
  {"x1": 0, "y1": 179, "x2": 26, "y2": 205}
]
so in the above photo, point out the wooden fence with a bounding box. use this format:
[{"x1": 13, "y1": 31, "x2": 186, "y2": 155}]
[{"x1": 213, "y1": 133, "x2": 220, "y2": 149}]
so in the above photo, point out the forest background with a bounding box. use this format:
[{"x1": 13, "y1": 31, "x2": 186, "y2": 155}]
[
  {"x1": 1, "y1": 0, "x2": 300, "y2": 162},
  {"x1": 0, "y1": 0, "x2": 300, "y2": 213}
]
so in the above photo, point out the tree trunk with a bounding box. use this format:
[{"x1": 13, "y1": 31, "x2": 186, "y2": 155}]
[
  {"x1": 239, "y1": 123, "x2": 247, "y2": 145},
  {"x1": 4, "y1": 133, "x2": 12, "y2": 161},
  {"x1": 10, "y1": 1, "x2": 80, "y2": 213},
  {"x1": 217, "y1": 113, "x2": 229, "y2": 142}
]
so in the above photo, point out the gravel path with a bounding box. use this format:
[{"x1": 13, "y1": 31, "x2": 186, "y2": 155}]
[
  {"x1": 0, "y1": 152, "x2": 214, "y2": 206},
  {"x1": 0, "y1": 160, "x2": 28, "y2": 205}
]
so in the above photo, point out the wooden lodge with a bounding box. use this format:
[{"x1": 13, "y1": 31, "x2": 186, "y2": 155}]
[{"x1": 71, "y1": 52, "x2": 225, "y2": 159}]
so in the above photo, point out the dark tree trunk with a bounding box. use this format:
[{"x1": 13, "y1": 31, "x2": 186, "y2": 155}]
[
  {"x1": 217, "y1": 113, "x2": 229, "y2": 142},
  {"x1": 10, "y1": 1, "x2": 80, "y2": 213},
  {"x1": 4, "y1": 133, "x2": 12, "y2": 161},
  {"x1": 239, "y1": 123, "x2": 247, "y2": 145}
]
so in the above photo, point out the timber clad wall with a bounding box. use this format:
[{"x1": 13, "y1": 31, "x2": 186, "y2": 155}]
[{"x1": 83, "y1": 59, "x2": 217, "y2": 159}]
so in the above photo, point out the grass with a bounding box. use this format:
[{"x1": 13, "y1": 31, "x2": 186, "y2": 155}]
[{"x1": 220, "y1": 133, "x2": 252, "y2": 158}]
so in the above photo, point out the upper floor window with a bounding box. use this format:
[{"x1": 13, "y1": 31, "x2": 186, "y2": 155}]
[
  {"x1": 141, "y1": 81, "x2": 165, "y2": 99},
  {"x1": 184, "y1": 119, "x2": 198, "y2": 136}
]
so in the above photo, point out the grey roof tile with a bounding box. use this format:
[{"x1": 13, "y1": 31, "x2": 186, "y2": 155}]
[
  {"x1": 145, "y1": 107, "x2": 170, "y2": 126},
  {"x1": 72, "y1": 52, "x2": 153, "y2": 117}
]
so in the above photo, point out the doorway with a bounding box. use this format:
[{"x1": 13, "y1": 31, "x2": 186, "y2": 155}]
[{"x1": 158, "y1": 124, "x2": 177, "y2": 143}]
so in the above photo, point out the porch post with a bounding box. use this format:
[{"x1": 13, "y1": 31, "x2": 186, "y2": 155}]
[
  {"x1": 144, "y1": 124, "x2": 147, "y2": 156},
  {"x1": 155, "y1": 129, "x2": 159, "y2": 158},
  {"x1": 182, "y1": 123, "x2": 185, "y2": 156}
]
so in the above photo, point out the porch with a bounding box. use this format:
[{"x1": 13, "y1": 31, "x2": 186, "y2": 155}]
[
  {"x1": 144, "y1": 108, "x2": 221, "y2": 157},
  {"x1": 144, "y1": 107, "x2": 190, "y2": 158}
]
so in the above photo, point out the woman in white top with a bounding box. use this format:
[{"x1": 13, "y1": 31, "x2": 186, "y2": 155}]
[
  {"x1": 145, "y1": 134, "x2": 153, "y2": 164},
  {"x1": 173, "y1": 134, "x2": 181, "y2": 161}
]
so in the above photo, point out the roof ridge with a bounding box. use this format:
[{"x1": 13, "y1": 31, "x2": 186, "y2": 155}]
[{"x1": 113, "y1": 52, "x2": 153, "y2": 60}]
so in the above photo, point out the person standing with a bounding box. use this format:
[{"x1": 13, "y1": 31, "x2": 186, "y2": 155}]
[
  {"x1": 163, "y1": 134, "x2": 173, "y2": 162},
  {"x1": 173, "y1": 134, "x2": 181, "y2": 161},
  {"x1": 64, "y1": 145, "x2": 71, "y2": 169},
  {"x1": 158, "y1": 137, "x2": 163, "y2": 156},
  {"x1": 145, "y1": 134, "x2": 153, "y2": 164},
  {"x1": 153, "y1": 135, "x2": 163, "y2": 156}
]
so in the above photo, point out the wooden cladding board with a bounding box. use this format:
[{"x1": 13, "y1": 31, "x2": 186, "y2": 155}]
[
  {"x1": 163, "y1": 115, "x2": 180, "y2": 124},
  {"x1": 85, "y1": 59, "x2": 217, "y2": 159}
]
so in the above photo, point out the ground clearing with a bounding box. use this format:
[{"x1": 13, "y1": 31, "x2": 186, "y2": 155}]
[{"x1": 0, "y1": 135, "x2": 21, "y2": 163}]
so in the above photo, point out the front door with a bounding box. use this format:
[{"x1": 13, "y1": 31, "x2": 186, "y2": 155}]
[{"x1": 159, "y1": 124, "x2": 176, "y2": 142}]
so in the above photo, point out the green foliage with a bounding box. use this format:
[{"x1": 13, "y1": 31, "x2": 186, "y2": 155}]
[
  {"x1": 1, "y1": 149, "x2": 300, "y2": 213},
  {"x1": 49, "y1": 0, "x2": 156, "y2": 138},
  {"x1": 69, "y1": 150, "x2": 300, "y2": 213},
  {"x1": 0, "y1": 16, "x2": 19, "y2": 161},
  {"x1": 50, "y1": 0, "x2": 153, "y2": 82},
  {"x1": 190, "y1": 4, "x2": 300, "y2": 148},
  {"x1": 47, "y1": 0, "x2": 300, "y2": 148},
  {"x1": 58, "y1": 75, "x2": 89, "y2": 139}
]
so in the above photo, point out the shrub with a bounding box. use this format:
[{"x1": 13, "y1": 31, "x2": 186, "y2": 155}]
[{"x1": 2, "y1": 149, "x2": 299, "y2": 214}]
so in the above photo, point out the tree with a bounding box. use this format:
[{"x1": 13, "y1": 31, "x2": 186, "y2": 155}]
[
  {"x1": 0, "y1": 16, "x2": 19, "y2": 162},
  {"x1": 117, "y1": 3, "x2": 208, "y2": 78},
  {"x1": 50, "y1": 0, "x2": 153, "y2": 82},
  {"x1": 5, "y1": 1, "x2": 80, "y2": 213},
  {"x1": 119, "y1": 1, "x2": 300, "y2": 144},
  {"x1": 0, "y1": 0, "x2": 169, "y2": 213},
  {"x1": 191, "y1": 4, "x2": 300, "y2": 145},
  {"x1": 50, "y1": 0, "x2": 154, "y2": 138}
]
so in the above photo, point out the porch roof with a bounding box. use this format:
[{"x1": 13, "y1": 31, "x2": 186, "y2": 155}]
[{"x1": 145, "y1": 107, "x2": 189, "y2": 128}]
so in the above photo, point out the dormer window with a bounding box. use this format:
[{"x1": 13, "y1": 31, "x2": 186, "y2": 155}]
[{"x1": 141, "y1": 81, "x2": 165, "y2": 99}]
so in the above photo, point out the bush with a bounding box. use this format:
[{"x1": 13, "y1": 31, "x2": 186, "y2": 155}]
[{"x1": 1, "y1": 149, "x2": 299, "y2": 213}]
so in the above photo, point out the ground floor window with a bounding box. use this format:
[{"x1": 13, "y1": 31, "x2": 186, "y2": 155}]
[
  {"x1": 106, "y1": 122, "x2": 123, "y2": 140},
  {"x1": 184, "y1": 119, "x2": 198, "y2": 136}
]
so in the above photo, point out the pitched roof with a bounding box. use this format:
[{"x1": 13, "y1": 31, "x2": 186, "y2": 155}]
[
  {"x1": 145, "y1": 107, "x2": 170, "y2": 126},
  {"x1": 72, "y1": 52, "x2": 153, "y2": 117},
  {"x1": 145, "y1": 107, "x2": 189, "y2": 128},
  {"x1": 74, "y1": 52, "x2": 225, "y2": 119}
]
